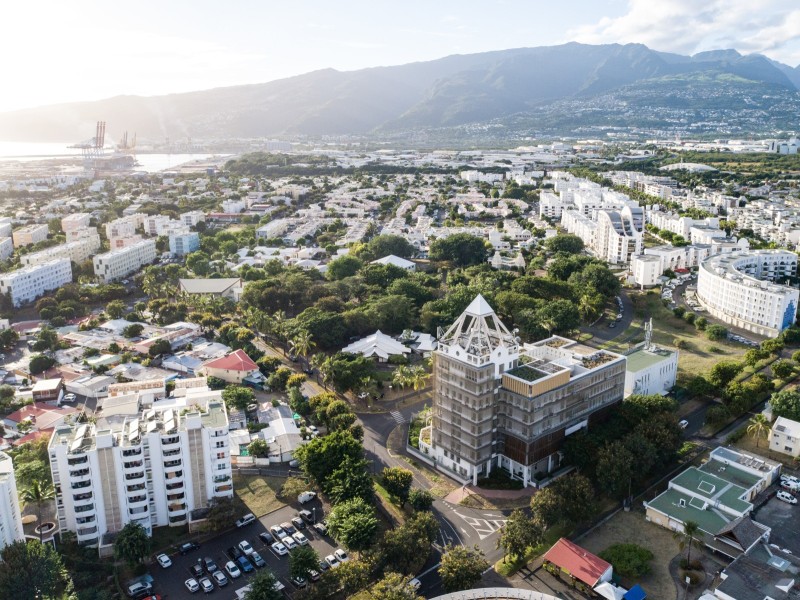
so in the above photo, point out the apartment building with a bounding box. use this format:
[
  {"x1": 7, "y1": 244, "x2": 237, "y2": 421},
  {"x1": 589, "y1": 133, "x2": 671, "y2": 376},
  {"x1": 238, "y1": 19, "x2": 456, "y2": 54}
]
[
  {"x1": 424, "y1": 296, "x2": 625, "y2": 486},
  {"x1": 105, "y1": 215, "x2": 144, "y2": 240},
  {"x1": 0, "y1": 452, "x2": 24, "y2": 550},
  {"x1": 168, "y1": 232, "x2": 200, "y2": 257},
  {"x1": 21, "y1": 237, "x2": 101, "y2": 267},
  {"x1": 66, "y1": 227, "x2": 101, "y2": 244},
  {"x1": 561, "y1": 205, "x2": 643, "y2": 265},
  {"x1": 0, "y1": 237, "x2": 12, "y2": 261},
  {"x1": 93, "y1": 239, "x2": 156, "y2": 283},
  {"x1": 48, "y1": 378, "x2": 233, "y2": 548},
  {"x1": 61, "y1": 213, "x2": 92, "y2": 232},
  {"x1": 180, "y1": 211, "x2": 206, "y2": 228},
  {"x1": 697, "y1": 250, "x2": 799, "y2": 337},
  {"x1": 0, "y1": 217, "x2": 12, "y2": 238},
  {"x1": 0, "y1": 258, "x2": 72, "y2": 307},
  {"x1": 769, "y1": 416, "x2": 800, "y2": 458},
  {"x1": 12, "y1": 223, "x2": 49, "y2": 248}
]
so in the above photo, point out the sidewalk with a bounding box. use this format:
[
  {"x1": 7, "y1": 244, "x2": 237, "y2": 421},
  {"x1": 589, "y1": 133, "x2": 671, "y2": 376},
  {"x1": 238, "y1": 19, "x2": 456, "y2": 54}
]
[{"x1": 444, "y1": 483, "x2": 538, "y2": 504}]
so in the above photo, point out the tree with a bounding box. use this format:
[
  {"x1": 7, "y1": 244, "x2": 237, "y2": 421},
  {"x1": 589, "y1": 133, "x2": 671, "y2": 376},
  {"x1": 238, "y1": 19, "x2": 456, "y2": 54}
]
[
  {"x1": 205, "y1": 496, "x2": 237, "y2": 532},
  {"x1": 747, "y1": 414, "x2": 771, "y2": 448},
  {"x1": 122, "y1": 323, "x2": 144, "y2": 338},
  {"x1": 596, "y1": 441, "x2": 635, "y2": 500},
  {"x1": 382, "y1": 467, "x2": 413, "y2": 506},
  {"x1": 290, "y1": 329, "x2": 316, "y2": 369},
  {"x1": 245, "y1": 569, "x2": 283, "y2": 600},
  {"x1": 772, "y1": 359, "x2": 795, "y2": 380},
  {"x1": 709, "y1": 361, "x2": 744, "y2": 389},
  {"x1": 530, "y1": 486, "x2": 562, "y2": 530},
  {"x1": 295, "y1": 430, "x2": 365, "y2": 489},
  {"x1": 370, "y1": 572, "x2": 424, "y2": 600},
  {"x1": 545, "y1": 234, "x2": 584, "y2": 254},
  {"x1": 28, "y1": 354, "x2": 55, "y2": 375},
  {"x1": 706, "y1": 324, "x2": 728, "y2": 341},
  {"x1": 438, "y1": 545, "x2": 488, "y2": 592},
  {"x1": 327, "y1": 497, "x2": 379, "y2": 552},
  {"x1": 333, "y1": 559, "x2": 371, "y2": 594},
  {"x1": 429, "y1": 233, "x2": 488, "y2": 267},
  {"x1": 326, "y1": 457, "x2": 374, "y2": 504},
  {"x1": 20, "y1": 480, "x2": 55, "y2": 542},
  {"x1": 148, "y1": 338, "x2": 172, "y2": 357},
  {"x1": 0, "y1": 539, "x2": 70, "y2": 599},
  {"x1": 280, "y1": 477, "x2": 308, "y2": 500},
  {"x1": 761, "y1": 338, "x2": 785, "y2": 355},
  {"x1": 222, "y1": 386, "x2": 255, "y2": 410},
  {"x1": 673, "y1": 520, "x2": 701, "y2": 566},
  {"x1": 744, "y1": 347, "x2": 769, "y2": 366},
  {"x1": 0, "y1": 327, "x2": 19, "y2": 350},
  {"x1": 114, "y1": 523, "x2": 151, "y2": 567},
  {"x1": 326, "y1": 255, "x2": 364, "y2": 280},
  {"x1": 408, "y1": 488, "x2": 434, "y2": 511},
  {"x1": 599, "y1": 543, "x2": 654, "y2": 578},
  {"x1": 770, "y1": 390, "x2": 800, "y2": 421},
  {"x1": 379, "y1": 512, "x2": 438, "y2": 574},
  {"x1": 497, "y1": 509, "x2": 543, "y2": 562},
  {"x1": 289, "y1": 545, "x2": 319, "y2": 579},
  {"x1": 105, "y1": 299, "x2": 126, "y2": 319},
  {"x1": 247, "y1": 438, "x2": 269, "y2": 458}
]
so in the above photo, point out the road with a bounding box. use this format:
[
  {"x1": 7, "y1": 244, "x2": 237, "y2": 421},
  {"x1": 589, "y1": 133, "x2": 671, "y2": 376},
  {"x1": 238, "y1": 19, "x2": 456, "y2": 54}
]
[{"x1": 582, "y1": 290, "x2": 634, "y2": 345}]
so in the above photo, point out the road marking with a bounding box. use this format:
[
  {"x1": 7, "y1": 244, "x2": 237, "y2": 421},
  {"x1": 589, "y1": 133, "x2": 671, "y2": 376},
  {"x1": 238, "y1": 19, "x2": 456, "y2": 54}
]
[
  {"x1": 390, "y1": 410, "x2": 406, "y2": 424},
  {"x1": 460, "y1": 528, "x2": 467, "y2": 535},
  {"x1": 483, "y1": 513, "x2": 502, "y2": 518},
  {"x1": 453, "y1": 511, "x2": 507, "y2": 540}
]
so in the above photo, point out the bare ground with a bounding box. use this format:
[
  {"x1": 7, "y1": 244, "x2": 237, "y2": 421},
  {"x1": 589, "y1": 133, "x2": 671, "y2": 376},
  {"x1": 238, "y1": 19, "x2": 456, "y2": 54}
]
[{"x1": 578, "y1": 509, "x2": 679, "y2": 600}]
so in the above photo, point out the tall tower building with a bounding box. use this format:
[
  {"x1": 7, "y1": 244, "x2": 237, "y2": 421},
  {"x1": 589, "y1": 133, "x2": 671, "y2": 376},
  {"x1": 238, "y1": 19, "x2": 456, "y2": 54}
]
[{"x1": 0, "y1": 452, "x2": 25, "y2": 549}]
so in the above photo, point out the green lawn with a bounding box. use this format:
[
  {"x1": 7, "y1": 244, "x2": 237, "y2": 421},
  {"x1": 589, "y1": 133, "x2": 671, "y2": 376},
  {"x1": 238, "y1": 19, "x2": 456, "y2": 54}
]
[
  {"x1": 233, "y1": 474, "x2": 287, "y2": 517},
  {"x1": 151, "y1": 524, "x2": 191, "y2": 553}
]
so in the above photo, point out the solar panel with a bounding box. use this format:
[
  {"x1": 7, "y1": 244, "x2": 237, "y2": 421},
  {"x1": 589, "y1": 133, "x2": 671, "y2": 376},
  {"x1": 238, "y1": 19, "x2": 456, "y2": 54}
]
[
  {"x1": 69, "y1": 437, "x2": 83, "y2": 453},
  {"x1": 165, "y1": 419, "x2": 176, "y2": 433},
  {"x1": 146, "y1": 421, "x2": 158, "y2": 433},
  {"x1": 75, "y1": 424, "x2": 88, "y2": 439},
  {"x1": 129, "y1": 418, "x2": 139, "y2": 433},
  {"x1": 129, "y1": 430, "x2": 140, "y2": 443}
]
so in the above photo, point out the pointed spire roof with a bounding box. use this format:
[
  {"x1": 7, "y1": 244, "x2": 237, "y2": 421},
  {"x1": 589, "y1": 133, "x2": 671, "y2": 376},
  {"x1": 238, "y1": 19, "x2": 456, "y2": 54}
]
[{"x1": 464, "y1": 294, "x2": 495, "y2": 317}]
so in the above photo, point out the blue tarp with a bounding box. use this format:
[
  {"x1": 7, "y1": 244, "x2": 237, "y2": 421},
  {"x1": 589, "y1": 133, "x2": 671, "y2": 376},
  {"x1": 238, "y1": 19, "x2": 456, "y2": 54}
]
[{"x1": 624, "y1": 584, "x2": 646, "y2": 600}]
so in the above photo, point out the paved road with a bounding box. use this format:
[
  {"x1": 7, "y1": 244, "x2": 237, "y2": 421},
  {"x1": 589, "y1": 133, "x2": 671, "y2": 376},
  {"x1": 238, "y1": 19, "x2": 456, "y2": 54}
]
[{"x1": 582, "y1": 291, "x2": 634, "y2": 345}]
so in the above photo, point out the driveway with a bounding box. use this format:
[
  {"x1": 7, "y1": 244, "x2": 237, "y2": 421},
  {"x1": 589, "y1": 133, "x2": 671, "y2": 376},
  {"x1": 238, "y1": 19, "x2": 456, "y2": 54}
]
[
  {"x1": 582, "y1": 291, "x2": 633, "y2": 344},
  {"x1": 752, "y1": 492, "x2": 800, "y2": 556}
]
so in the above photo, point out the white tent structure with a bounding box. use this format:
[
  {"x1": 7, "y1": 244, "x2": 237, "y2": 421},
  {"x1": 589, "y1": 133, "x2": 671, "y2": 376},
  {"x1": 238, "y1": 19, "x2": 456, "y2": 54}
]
[{"x1": 342, "y1": 330, "x2": 411, "y2": 361}]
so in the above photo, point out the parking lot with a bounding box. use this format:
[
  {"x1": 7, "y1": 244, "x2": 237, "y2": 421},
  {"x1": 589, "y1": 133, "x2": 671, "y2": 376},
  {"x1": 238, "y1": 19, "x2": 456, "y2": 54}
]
[
  {"x1": 753, "y1": 491, "x2": 800, "y2": 556},
  {"x1": 147, "y1": 499, "x2": 340, "y2": 598}
]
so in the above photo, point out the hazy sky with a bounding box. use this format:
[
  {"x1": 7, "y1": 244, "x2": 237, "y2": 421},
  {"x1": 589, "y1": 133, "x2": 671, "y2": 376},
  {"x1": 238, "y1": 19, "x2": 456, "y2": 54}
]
[{"x1": 3, "y1": 0, "x2": 799, "y2": 113}]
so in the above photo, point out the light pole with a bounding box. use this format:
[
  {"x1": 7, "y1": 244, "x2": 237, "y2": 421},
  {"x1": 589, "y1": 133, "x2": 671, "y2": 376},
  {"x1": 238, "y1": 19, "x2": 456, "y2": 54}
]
[{"x1": 312, "y1": 507, "x2": 316, "y2": 524}]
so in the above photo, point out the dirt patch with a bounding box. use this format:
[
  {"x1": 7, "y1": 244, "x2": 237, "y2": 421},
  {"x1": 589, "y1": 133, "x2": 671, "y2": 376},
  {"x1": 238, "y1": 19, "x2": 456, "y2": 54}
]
[{"x1": 578, "y1": 509, "x2": 678, "y2": 600}]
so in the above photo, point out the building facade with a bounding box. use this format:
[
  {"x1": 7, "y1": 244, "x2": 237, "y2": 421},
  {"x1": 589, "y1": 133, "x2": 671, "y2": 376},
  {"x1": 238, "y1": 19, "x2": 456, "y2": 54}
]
[
  {"x1": 769, "y1": 416, "x2": 800, "y2": 458},
  {"x1": 0, "y1": 452, "x2": 25, "y2": 551},
  {"x1": 48, "y1": 378, "x2": 233, "y2": 548},
  {"x1": 93, "y1": 239, "x2": 157, "y2": 283},
  {"x1": 696, "y1": 250, "x2": 799, "y2": 337},
  {"x1": 168, "y1": 232, "x2": 200, "y2": 257},
  {"x1": 12, "y1": 224, "x2": 49, "y2": 248},
  {"x1": 426, "y1": 296, "x2": 626, "y2": 486},
  {"x1": 0, "y1": 258, "x2": 72, "y2": 307},
  {"x1": 61, "y1": 213, "x2": 92, "y2": 232},
  {"x1": 21, "y1": 237, "x2": 101, "y2": 267}
]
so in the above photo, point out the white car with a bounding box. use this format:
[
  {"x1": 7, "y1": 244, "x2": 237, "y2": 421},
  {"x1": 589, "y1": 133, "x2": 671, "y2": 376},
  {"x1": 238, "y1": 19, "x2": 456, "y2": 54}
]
[
  {"x1": 156, "y1": 553, "x2": 172, "y2": 568},
  {"x1": 780, "y1": 474, "x2": 800, "y2": 486},
  {"x1": 292, "y1": 532, "x2": 309, "y2": 546},
  {"x1": 185, "y1": 578, "x2": 200, "y2": 593},
  {"x1": 325, "y1": 554, "x2": 340, "y2": 568},
  {"x1": 777, "y1": 490, "x2": 797, "y2": 505},
  {"x1": 781, "y1": 480, "x2": 800, "y2": 492},
  {"x1": 334, "y1": 549, "x2": 349, "y2": 563},
  {"x1": 409, "y1": 578, "x2": 421, "y2": 591},
  {"x1": 271, "y1": 541, "x2": 288, "y2": 556},
  {"x1": 678, "y1": 420, "x2": 689, "y2": 430},
  {"x1": 298, "y1": 491, "x2": 317, "y2": 504},
  {"x1": 238, "y1": 540, "x2": 254, "y2": 555},
  {"x1": 212, "y1": 570, "x2": 229, "y2": 587},
  {"x1": 199, "y1": 577, "x2": 214, "y2": 593},
  {"x1": 225, "y1": 560, "x2": 241, "y2": 579},
  {"x1": 281, "y1": 535, "x2": 298, "y2": 550}
]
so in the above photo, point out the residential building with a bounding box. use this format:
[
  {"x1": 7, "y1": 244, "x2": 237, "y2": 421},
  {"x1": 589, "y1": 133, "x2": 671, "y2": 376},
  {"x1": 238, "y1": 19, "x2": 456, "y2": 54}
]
[
  {"x1": 0, "y1": 237, "x2": 12, "y2": 261},
  {"x1": 769, "y1": 416, "x2": 800, "y2": 458},
  {"x1": 0, "y1": 258, "x2": 72, "y2": 307},
  {"x1": 21, "y1": 237, "x2": 101, "y2": 267},
  {"x1": 592, "y1": 206, "x2": 644, "y2": 264},
  {"x1": 12, "y1": 224, "x2": 49, "y2": 248},
  {"x1": 180, "y1": 211, "x2": 205, "y2": 228},
  {"x1": 0, "y1": 452, "x2": 25, "y2": 550},
  {"x1": 66, "y1": 227, "x2": 101, "y2": 244},
  {"x1": 168, "y1": 232, "x2": 200, "y2": 257},
  {"x1": 423, "y1": 296, "x2": 625, "y2": 486},
  {"x1": 696, "y1": 250, "x2": 799, "y2": 337},
  {"x1": 370, "y1": 255, "x2": 416, "y2": 271},
  {"x1": 48, "y1": 378, "x2": 233, "y2": 548},
  {"x1": 0, "y1": 217, "x2": 12, "y2": 238},
  {"x1": 31, "y1": 378, "x2": 64, "y2": 403},
  {"x1": 631, "y1": 254, "x2": 663, "y2": 287},
  {"x1": 198, "y1": 349, "x2": 260, "y2": 385},
  {"x1": 93, "y1": 239, "x2": 157, "y2": 283},
  {"x1": 624, "y1": 340, "x2": 678, "y2": 397},
  {"x1": 61, "y1": 213, "x2": 92, "y2": 232},
  {"x1": 178, "y1": 278, "x2": 243, "y2": 301}
]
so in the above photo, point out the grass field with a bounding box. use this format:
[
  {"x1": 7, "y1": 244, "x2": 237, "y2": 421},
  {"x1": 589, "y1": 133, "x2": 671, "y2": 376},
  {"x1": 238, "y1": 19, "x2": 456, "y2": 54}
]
[
  {"x1": 233, "y1": 474, "x2": 286, "y2": 517},
  {"x1": 602, "y1": 292, "x2": 747, "y2": 382}
]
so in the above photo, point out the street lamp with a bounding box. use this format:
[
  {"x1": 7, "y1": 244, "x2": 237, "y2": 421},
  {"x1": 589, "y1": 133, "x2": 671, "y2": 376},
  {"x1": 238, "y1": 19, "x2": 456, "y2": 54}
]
[{"x1": 312, "y1": 507, "x2": 316, "y2": 524}]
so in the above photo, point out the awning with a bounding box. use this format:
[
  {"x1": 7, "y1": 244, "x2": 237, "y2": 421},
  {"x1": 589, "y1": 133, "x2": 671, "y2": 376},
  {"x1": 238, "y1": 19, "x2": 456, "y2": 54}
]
[
  {"x1": 623, "y1": 584, "x2": 647, "y2": 600},
  {"x1": 595, "y1": 582, "x2": 627, "y2": 600}
]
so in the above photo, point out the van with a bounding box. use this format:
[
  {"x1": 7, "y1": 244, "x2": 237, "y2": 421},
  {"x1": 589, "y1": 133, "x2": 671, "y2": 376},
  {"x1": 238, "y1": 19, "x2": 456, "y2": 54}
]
[{"x1": 236, "y1": 513, "x2": 256, "y2": 528}]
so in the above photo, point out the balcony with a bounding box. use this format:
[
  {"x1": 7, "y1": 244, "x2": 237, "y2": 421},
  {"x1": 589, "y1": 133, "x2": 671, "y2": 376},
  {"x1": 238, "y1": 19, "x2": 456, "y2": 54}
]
[
  {"x1": 128, "y1": 494, "x2": 148, "y2": 504},
  {"x1": 165, "y1": 480, "x2": 184, "y2": 491},
  {"x1": 76, "y1": 515, "x2": 95, "y2": 525},
  {"x1": 69, "y1": 468, "x2": 90, "y2": 479},
  {"x1": 164, "y1": 470, "x2": 184, "y2": 482},
  {"x1": 67, "y1": 456, "x2": 88, "y2": 467},
  {"x1": 161, "y1": 436, "x2": 181, "y2": 450},
  {"x1": 77, "y1": 525, "x2": 97, "y2": 537},
  {"x1": 124, "y1": 471, "x2": 145, "y2": 482},
  {"x1": 168, "y1": 502, "x2": 187, "y2": 513},
  {"x1": 126, "y1": 483, "x2": 146, "y2": 493},
  {"x1": 122, "y1": 448, "x2": 142, "y2": 457},
  {"x1": 166, "y1": 492, "x2": 185, "y2": 502},
  {"x1": 214, "y1": 484, "x2": 233, "y2": 494},
  {"x1": 168, "y1": 513, "x2": 187, "y2": 525},
  {"x1": 74, "y1": 503, "x2": 95, "y2": 515},
  {"x1": 163, "y1": 459, "x2": 182, "y2": 473},
  {"x1": 129, "y1": 505, "x2": 148, "y2": 516},
  {"x1": 71, "y1": 480, "x2": 91, "y2": 490},
  {"x1": 162, "y1": 448, "x2": 181, "y2": 458},
  {"x1": 72, "y1": 492, "x2": 93, "y2": 503},
  {"x1": 123, "y1": 460, "x2": 143, "y2": 470}
]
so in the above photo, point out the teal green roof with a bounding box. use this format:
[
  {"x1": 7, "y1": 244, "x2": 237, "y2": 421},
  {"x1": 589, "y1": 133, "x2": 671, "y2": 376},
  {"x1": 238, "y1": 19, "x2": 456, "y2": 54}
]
[
  {"x1": 700, "y1": 459, "x2": 761, "y2": 489},
  {"x1": 647, "y1": 488, "x2": 730, "y2": 534},
  {"x1": 670, "y1": 467, "x2": 752, "y2": 515},
  {"x1": 625, "y1": 347, "x2": 675, "y2": 372}
]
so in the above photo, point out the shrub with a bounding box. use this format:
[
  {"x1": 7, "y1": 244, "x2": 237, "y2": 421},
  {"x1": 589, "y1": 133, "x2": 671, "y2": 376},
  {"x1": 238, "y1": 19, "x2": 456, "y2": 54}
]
[
  {"x1": 674, "y1": 339, "x2": 688, "y2": 349},
  {"x1": 694, "y1": 317, "x2": 708, "y2": 331},
  {"x1": 706, "y1": 405, "x2": 730, "y2": 425},
  {"x1": 706, "y1": 325, "x2": 728, "y2": 341},
  {"x1": 683, "y1": 312, "x2": 696, "y2": 325},
  {"x1": 672, "y1": 306, "x2": 686, "y2": 318},
  {"x1": 726, "y1": 427, "x2": 746, "y2": 444},
  {"x1": 707, "y1": 345, "x2": 722, "y2": 353},
  {"x1": 599, "y1": 543, "x2": 654, "y2": 578}
]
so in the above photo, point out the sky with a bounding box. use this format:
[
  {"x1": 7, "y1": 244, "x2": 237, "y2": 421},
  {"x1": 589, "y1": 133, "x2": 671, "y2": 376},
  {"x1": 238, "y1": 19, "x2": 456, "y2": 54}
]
[{"x1": 2, "y1": 0, "x2": 799, "y2": 113}]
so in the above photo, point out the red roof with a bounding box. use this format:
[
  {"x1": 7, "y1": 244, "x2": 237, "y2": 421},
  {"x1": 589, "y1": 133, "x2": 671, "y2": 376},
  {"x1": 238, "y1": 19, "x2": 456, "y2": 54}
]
[
  {"x1": 542, "y1": 538, "x2": 611, "y2": 587},
  {"x1": 13, "y1": 428, "x2": 54, "y2": 447},
  {"x1": 5, "y1": 402, "x2": 77, "y2": 424},
  {"x1": 202, "y1": 349, "x2": 258, "y2": 372}
]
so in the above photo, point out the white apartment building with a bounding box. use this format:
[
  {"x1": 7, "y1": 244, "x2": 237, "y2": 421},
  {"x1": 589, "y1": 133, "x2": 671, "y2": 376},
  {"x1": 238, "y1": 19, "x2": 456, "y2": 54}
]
[
  {"x1": 66, "y1": 227, "x2": 101, "y2": 244},
  {"x1": 0, "y1": 452, "x2": 25, "y2": 550},
  {"x1": 143, "y1": 215, "x2": 184, "y2": 237},
  {"x1": 0, "y1": 258, "x2": 72, "y2": 307},
  {"x1": 539, "y1": 191, "x2": 566, "y2": 219},
  {"x1": 697, "y1": 250, "x2": 799, "y2": 337},
  {"x1": 180, "y1": 211, "x2": 206, "y2": 227},
  {"x1": 769, "y1": 416, "x2": 800, "y2": 458},
  {"x1": 0, "y1": 217, "x2": 12, "y2": 238},
  {"x1": 93, "y1": 239, "x2": 156, "y2": 283},
  {"x1": 61, "y1": 213, "x2": 92, "y2": 232},
  {"x1": 169, "y1": 232, "x2": 200, "y2": 257},
  {"x1": 48, "y1": 378, "x2": 233, "y2": 548},
  {"x1": 631, "y1": 254, "x2": 663, "y2": 287},
  {"x1": 105, "y1": 215, "x2": 144, "y2": 240},
  {"x1": 12, "y1": 223, "x2": 49, "y2": 248},
  {"x1": 624, "y1": 341, "x2": 678, "y2": 396},
  {"x1": 221, "y1": 198, "x2": 246, "y2": 214},
  {"x1": 0, "y1": 237, "x2": 12, "y2": 261},
  {"x1": 21, "y1": 237, "x2": 101, "y2": 267},
  {"x1": 561, "y1": 205, "x2": 643, "y2": 265}
]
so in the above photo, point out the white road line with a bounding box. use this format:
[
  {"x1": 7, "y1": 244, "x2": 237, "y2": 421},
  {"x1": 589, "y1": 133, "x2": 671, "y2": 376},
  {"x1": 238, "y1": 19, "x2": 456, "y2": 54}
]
[{"x1": 390, "y1": 410, "x2": 406, "y2": 424}]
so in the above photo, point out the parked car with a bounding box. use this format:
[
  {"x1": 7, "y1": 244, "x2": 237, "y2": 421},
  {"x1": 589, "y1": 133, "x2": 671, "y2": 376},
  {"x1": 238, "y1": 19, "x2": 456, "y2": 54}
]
[
  {"x1": 313, "y1": 522, "x2": 328, "y2": 535},
  {"x1": 281, "y1": 536, "x2": 298, "y2": 550},
  {"x1": 126, "y1": 582, "x2": 153, "y2": 598},
  {"x1": 780, "y1": 474, "x2": 800, "y2": 486},
  {"x1": 269, "y1": 525, "x2": 286, "y2": 539},
  {"x1": 280, "y1": 521, "x2": 297, "y2": 535},
  {"x1": 318, "y1": 560, "x2": 330, "y2": 572},
  {"x1": 236, "y1": 513, "x2": 256, "y2": 528},
  {"x1": 678, "y1": 420, "x2": 689, "y2": 430},
  {"x1": 156, "y1": 553, "x2": 172, "y2": 568},
  {"x1": 293, "y1": 532, "x2": 309, "y2": 546},
  {"x1": 185, "y1": 578, "x2": 200, "y2": 593},
  {"x1": 212, "y1": 570, "x2": 229, "y2": 587},
  {"x1": 409, "y1": 578, "x2": 421, "y2": 591},
  {"x1": 298, "y1": 491, "x2": 316, "y2": 504},
  {"x1": 226, "y1": 546, "x2": 243, "y2": 561},
  {"x1": 291, "y1": 516, "x2": 306, "y2": 530},
  {"x1": 309, "y1": 569, "x2": 320, "y2": 582},
  {"x1": 190, "y1": 561, "x2": 204, "y2": 579},
  {"x1": 259, "y1": 531, "x2": 274, "y2": 545},
  {"x1": 198, "y1": 577, "x2": 214, "y2": 594},
  {"x1": 224, "y1": 560, "x2": 241, "y2": 579},
  {"x1": 299, "y1": 509, "x2": 314, "y2": 523},
  {"x1": 271, "y1": 541, "x2": 288, "y2": 556},
  {"x1": 238, "y1": 540, "x2": 254, "y2": 555},
  {"x1": 780, "y1": 480, "x2": 800, "y2": 492},
  {"x1": 237, "y1": 555, "x2": 254, "y2": 573},
  {"x1": 201, "y1": 557, "x2": 218, "y2": 574},
  {"x1": 179, "y1": 541, "x2": 200, "y2": 555},
  {"x1": 290, "y1": 575, "x2": 307, "y2": 588},
  {"x1": 250, "y1": 551, "x2": 266, "y2": 568},
  {"x1": 777, "y1": 490, "x2": 798, "y2": 504},
  {"x1": 334, "y1": 549, "x2": 349, "y2": 563},
  {"x1": 325, "y1": 554, "x2": 340, "y2": 568},
  {"x1": 61, "y1": 393, "x2": 77, "y2": 404}
]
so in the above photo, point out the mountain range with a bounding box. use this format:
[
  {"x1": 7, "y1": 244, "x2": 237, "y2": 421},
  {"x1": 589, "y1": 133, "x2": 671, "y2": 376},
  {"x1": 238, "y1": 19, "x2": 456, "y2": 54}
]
[{"x1": 1, "y1": 42, "x2": 799, "y2": 143}]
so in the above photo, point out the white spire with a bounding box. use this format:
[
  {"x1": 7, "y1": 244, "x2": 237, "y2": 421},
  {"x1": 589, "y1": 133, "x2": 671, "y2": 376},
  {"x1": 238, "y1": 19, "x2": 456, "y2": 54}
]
[{"x1": 464, "y1": 294, "x2": 495, "y2": 317}]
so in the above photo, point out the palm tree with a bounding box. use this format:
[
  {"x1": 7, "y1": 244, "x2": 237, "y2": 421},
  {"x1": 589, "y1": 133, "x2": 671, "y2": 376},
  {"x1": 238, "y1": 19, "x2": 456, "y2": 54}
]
[
  {"x1": 21, "y1": 480, "x2": 55, "y2": 542},
  {"x1": 673, "y1": 520, "x2": 701, "y2": 567},
  {"x1": 290, "y1": 330, "x2": 316, "y2": 371},
  {"x1": 392, "y1": 365, "x2": 411, "y2": 390},
  {"x1": 747, "y1": 414, "x2": 771, "y2": 448},
  {"x1": 272, "y1": 310, "x2": 288, "y2": 355},
  {"x1": 406, "y1": 365, "x2": 430, "y2": 399}
]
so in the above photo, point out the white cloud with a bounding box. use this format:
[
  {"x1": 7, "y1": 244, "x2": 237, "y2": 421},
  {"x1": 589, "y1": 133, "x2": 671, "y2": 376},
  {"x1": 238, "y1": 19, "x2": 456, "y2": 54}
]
[{"x1": 568, "y1": 0, "x2": 800, "y2": 65}]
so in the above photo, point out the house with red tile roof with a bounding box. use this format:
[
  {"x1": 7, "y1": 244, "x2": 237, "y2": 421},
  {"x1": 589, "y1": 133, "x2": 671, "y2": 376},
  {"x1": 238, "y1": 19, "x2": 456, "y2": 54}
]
[
  {"x1": 3, "y1": 402, "x2": 78, "y2": 434},
  {"x1": 198, "y1": 349, "x2": 261, "y2": 384},
  {"x1": 543, "y1": 538, "x2": 613, "y2": 590}
]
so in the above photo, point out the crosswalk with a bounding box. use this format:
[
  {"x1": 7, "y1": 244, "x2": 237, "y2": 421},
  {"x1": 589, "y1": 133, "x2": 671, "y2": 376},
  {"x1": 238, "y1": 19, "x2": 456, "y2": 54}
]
[{"x1": 390, "y1": 410, "x2": 406, "y2": 424}]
